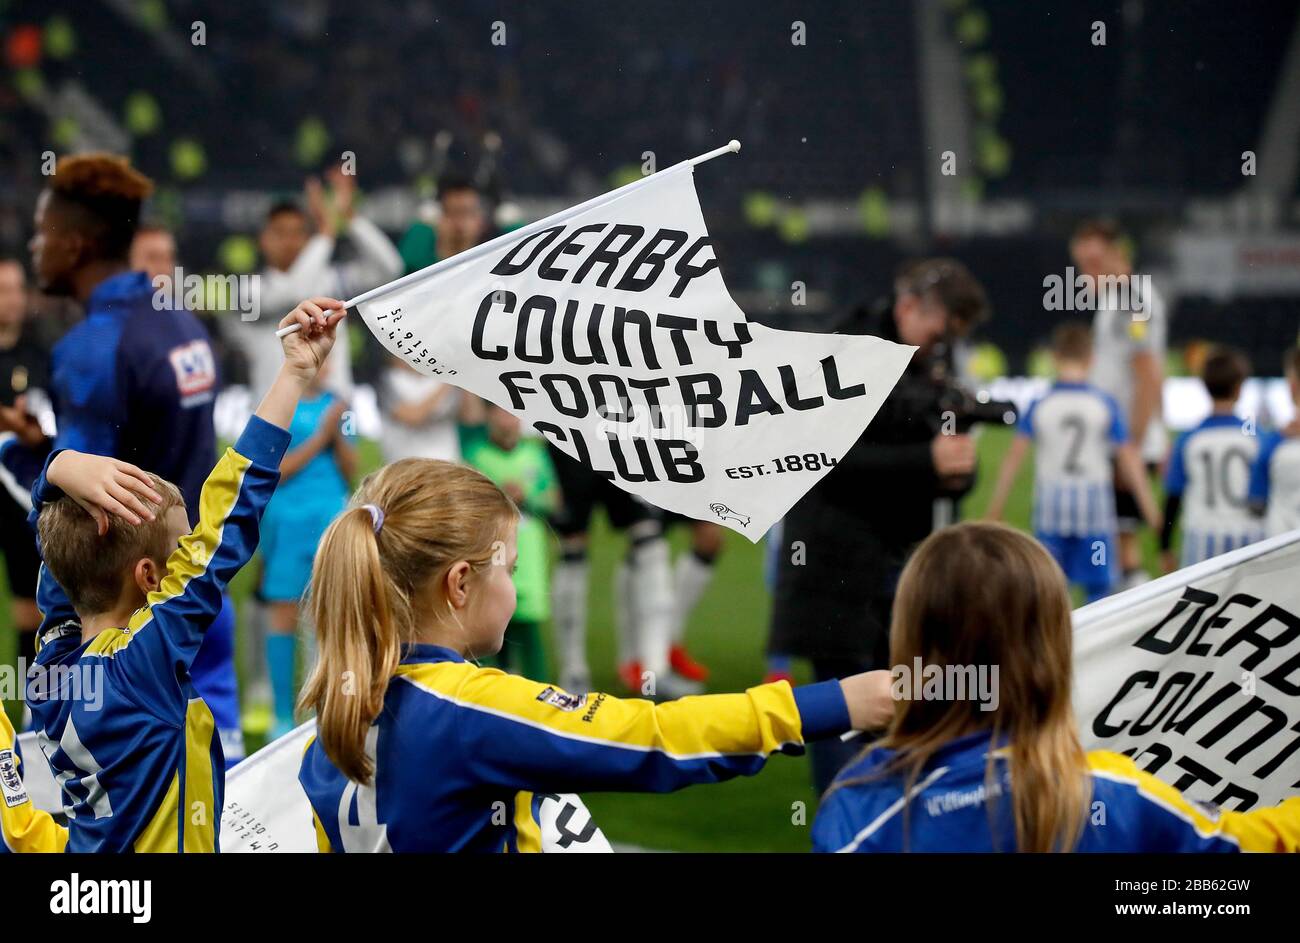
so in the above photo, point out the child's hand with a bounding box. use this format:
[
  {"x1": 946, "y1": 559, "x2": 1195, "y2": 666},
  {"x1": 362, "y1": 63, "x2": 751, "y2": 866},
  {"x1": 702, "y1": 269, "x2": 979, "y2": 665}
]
[
  {"x1": 503, "y1": 481, "x2": 526, "y2": 506},
  {"x1": 839, "y1": 669, "x2": 896, "y2": 732},
  {"x1": 47, "y1": 452, "x2": 163, "y2": 537},
  {"x1": 1161, "y1": 550, "x2": 1177, "y2": 575},
  {"x1": 279, "y1": 299, "x2": 346, "y2": 384}
]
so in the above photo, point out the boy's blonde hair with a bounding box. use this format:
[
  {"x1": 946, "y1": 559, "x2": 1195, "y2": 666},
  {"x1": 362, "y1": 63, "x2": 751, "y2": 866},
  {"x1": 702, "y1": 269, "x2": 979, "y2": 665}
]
[
  {"x1": 300, "y1": 458, "x2": 518, "y2": 784},
  {"x1": 36, "y1": 473, "x2": 185, "y2": 615}
]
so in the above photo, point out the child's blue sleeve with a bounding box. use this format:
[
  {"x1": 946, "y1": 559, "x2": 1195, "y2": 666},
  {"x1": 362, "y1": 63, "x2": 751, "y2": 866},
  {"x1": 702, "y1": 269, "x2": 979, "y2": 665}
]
[
  {"x1": 27, "y1": 449, "x2": 80, "y2": 635},
  {"x1": 1164, "y1": 431, "x2": 1189, "y2": 496},
  {"x1": 86, "y1": 417, "x2": 289, "y2": 711},
  {"x1": 424, "y1": 665, "x2": 850, "y2": 795}
]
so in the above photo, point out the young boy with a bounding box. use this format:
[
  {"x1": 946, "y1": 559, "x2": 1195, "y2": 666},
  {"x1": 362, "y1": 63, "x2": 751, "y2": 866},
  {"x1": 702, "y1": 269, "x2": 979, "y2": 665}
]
[
  {"x1": 260, "y1": 360, "x2": 357, "y2": 738},
  {"x1": 461, "y1": 404, "x2": 558, "y2": 680},
  {"x1": 1162, "y1": 347, "x2": 1262, "y2": 569},
  {"x1": 987, "y1": 323, "x2": 1160, "y2": 602},
  {"x1": 460, "y1": 405, "x2": 556, "y2": 676},
  {"x1": 25, "y1": 299, "x2": 343, "y2": 852},
  {"x1": 1248, "y1": 348, "x2": 1300, "y2": 537}
]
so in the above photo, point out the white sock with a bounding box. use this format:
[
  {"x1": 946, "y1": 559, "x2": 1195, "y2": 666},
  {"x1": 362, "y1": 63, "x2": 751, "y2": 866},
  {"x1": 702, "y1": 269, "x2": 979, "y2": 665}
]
[
  {"x1": 628, "y1": 537, "x2": 673, "y2": 676},
  {"x1": 552, "y1": 557, "x2": 590, "y2": 688},
  {"x1": 672, "y1": 552, "x2": 715, "y2": 645}
]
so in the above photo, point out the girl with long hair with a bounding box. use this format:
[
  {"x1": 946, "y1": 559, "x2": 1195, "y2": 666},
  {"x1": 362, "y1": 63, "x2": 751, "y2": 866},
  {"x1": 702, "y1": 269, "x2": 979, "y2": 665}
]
[
  {"x1": 298, "y1": 458, "x2": 893, "y2": 852},
  {"x1": 814, "y1": 521, "x2": 1300, "y2": 853}
]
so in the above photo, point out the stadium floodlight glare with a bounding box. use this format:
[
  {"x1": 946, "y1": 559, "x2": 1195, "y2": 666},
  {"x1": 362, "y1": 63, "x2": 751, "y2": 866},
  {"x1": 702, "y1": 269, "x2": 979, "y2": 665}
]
[{"x1": 275, "y1": 141, "x2": 743, "y2": 339}]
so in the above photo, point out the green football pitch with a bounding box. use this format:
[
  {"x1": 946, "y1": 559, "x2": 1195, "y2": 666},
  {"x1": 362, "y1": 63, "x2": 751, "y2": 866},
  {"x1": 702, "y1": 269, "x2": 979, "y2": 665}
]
[{"x1": 0, "y1": 425, "x2": 1163, "y2": 851}]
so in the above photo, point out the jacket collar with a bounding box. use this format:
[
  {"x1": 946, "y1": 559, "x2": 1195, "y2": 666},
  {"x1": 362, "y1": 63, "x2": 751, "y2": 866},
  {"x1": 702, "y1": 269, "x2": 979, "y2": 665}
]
[
  {"x1": 86, "y1": 270, "x2": 152, "y2": 314},
  {"x1": 399, "y1": 643, "x2": 466, "y2": 665}
]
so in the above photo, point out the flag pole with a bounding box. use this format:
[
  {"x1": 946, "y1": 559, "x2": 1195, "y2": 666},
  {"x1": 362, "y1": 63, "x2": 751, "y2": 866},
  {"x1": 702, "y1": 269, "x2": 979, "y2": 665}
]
[
  {"x1": 275, "y1": 140, "x2": 743, "y2": 337},
  {"x1": 688, "y1": 139, "x2": 741, "y2": 166}
]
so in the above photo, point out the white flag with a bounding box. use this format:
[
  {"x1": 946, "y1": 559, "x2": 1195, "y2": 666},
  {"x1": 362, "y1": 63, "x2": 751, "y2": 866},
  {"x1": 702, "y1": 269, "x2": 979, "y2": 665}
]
[
  {"x1": 1074, "y1": 529, "x2": 1300, "y2": 809},
  {"x1": 348, "y1": 159, "x2": 915, "y2": 539}
]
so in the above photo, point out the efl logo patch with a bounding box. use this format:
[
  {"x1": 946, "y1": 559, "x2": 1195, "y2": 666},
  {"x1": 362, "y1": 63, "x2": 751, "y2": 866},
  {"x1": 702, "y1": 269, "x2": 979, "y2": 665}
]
[
  {"x1": 535, "y1": 686, "x2": 587, "y2": 712},
  {"x1": 169, "y1": 340, "x2": 217, "y2": 398},
  {"x1": 0, "y1": 748, "x2": 27, "y2": 808}
]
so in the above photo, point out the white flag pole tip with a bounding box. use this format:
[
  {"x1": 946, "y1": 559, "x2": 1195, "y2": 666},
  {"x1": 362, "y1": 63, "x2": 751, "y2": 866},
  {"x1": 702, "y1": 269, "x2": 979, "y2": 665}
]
[{"x1": 688, "y1": 139, "x2": 742, "y2": 167}]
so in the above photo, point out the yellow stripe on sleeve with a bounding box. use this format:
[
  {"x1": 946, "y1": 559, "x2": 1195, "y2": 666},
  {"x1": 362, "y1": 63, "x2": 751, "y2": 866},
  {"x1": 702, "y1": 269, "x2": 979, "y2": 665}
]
[
  {"x1": 123, "y1": 447, "x2": 253, "y2": 641},
  {"x1": 0, "y1": 712, "x2": 67, "y2": 853},
  {"x1": 394, "y1": 661, "x2": 805, "y2": 759},
  {"x1": 1088, "y1": 750, "x2": 1300, "y2": 852}
]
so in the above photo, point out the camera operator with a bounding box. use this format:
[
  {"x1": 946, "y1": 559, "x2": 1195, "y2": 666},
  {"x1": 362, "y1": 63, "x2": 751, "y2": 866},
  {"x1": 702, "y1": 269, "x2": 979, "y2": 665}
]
[{"x1": 767, "y1": 257, "x2": 991, "y2": 793}]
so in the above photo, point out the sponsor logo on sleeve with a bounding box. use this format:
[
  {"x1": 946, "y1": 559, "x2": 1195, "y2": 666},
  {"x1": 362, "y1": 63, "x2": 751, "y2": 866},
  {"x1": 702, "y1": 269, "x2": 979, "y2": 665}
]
[
  {"x1": 168, "y1": 339, "x2": 217, "y2": 403},
  {"x1": 0, "y1": 748, "x2": 28, "y2": 808},
  {"x1": 535, "y1": 686, "x2": 587, "y2": 712}
]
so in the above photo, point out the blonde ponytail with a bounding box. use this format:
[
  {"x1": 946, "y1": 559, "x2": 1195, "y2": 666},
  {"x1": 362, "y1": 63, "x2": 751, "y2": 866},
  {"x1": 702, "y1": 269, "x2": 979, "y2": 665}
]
[{"x1": 299, "y1": 459, "x2": 516, "y2": 785}]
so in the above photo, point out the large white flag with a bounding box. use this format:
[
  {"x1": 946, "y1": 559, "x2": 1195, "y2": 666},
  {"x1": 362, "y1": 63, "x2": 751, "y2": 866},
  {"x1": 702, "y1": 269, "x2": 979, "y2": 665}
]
[
  {"x1": 344, "y1": 155, "x2": 915, "y2": 539},
  {"x1": 21, "y1": 529, "x2": 1300, "y2": 844},
  {"x1": 1075, "y1": 530, "x2": 1300, "y2": 809}
]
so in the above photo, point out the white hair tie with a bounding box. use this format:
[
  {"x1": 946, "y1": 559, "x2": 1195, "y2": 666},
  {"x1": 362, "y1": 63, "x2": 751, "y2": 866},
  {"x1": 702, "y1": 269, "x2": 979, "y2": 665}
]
[{"x1": 361, "y1": 504, "x2": 385, "y2": 534}]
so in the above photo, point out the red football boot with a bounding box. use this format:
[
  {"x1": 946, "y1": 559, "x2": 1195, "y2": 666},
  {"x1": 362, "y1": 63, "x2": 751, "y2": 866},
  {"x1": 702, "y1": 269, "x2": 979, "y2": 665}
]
[{"x1": 669, "y1": 644, "x2": 711, "y2": 682}]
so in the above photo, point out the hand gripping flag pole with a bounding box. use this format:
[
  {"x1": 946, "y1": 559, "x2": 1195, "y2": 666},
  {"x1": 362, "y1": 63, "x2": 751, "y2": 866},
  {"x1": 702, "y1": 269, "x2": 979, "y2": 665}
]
[{"x1": 274, "y1": 140, "x2": 742, "y2": 339}]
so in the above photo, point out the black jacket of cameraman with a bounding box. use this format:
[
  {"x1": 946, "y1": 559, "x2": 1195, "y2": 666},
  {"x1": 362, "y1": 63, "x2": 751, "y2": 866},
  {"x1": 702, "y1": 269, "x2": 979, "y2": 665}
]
[{"x1": 767, "y1": 301, "x2": 972, "y2": 665}]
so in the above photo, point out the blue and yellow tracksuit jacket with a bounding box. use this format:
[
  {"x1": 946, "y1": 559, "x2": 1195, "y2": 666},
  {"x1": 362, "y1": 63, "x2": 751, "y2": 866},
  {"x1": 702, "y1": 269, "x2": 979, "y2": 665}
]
[
  {"x1": 0, "y1": 709, "x2": 66, "y2": 853},
  {"x1": 25, "y1": 416, "x2": 289, "y2": 852},
  {"x1": 813, "y1": 730, "x2": 1300, "y2": 853},
  {"x1": 300, "y1": 644, "x2": 851, "y2": 852}
]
